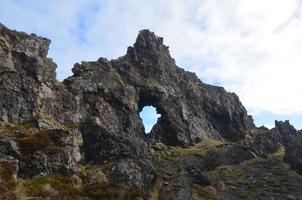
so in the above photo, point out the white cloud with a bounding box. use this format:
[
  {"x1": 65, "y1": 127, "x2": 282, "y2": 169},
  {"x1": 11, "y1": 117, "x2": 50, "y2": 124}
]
[
  {"x1": 192, "y1": 0, "x2": 302, "y2": 115},
  {"x1": 1, "y1": 0, "x2": 302, "y2": 118}
]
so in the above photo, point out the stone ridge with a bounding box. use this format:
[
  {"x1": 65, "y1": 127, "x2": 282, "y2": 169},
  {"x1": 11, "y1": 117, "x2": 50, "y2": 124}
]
[
  {"x1": 1, "y1": 23, "x2": 302, "y2": 200},
  {"x1": 0, "y1": 23, "x2": 80, "y2": 127},
  {"x1": 64, "y1": 28, "x2": 255, "y2": 146},
  {"x1": 0, "y1": 22, "x2": 256, "y2": 145}
]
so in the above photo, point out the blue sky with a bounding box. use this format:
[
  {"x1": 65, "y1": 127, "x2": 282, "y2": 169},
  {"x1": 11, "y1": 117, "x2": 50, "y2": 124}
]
[
  {"x1": 140, "y1": 106, "x2": 161, "y2": 133},
  {"x1": 0, "y1": 0, "x2": 301, "y2": 130}
]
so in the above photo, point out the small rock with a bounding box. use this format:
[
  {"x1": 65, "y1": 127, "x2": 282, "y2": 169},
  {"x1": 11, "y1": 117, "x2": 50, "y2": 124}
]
[
  {"x1": 287, "y1": 195, "x2": 296, "y2": 200},
  {"x1": 230, "y1": 186, "x2": 237, "y2": 190}
]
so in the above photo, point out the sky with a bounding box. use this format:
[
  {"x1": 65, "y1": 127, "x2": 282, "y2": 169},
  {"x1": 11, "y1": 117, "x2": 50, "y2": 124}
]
[
  {"x1": 140, "y1": 106, "x2": 161, "y2": 133},
  {"x1": 0, "y1": 0, "x2": 301, "y2": 130}
]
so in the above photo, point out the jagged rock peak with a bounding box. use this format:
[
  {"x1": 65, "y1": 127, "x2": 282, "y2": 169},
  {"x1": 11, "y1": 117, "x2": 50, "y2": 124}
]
[
  {"x1": 0, "y1": 23, "x2": 77, "y2": 125},
  {"x1": 133, "y1": 29, "x2": 165, "y2": 51},
  {"x1": 126, "y1": 29, "x2": 175, "y2": 67},
  {"x1": 2, "y1": 22, "x2": 302, "y2": 200},
  {"x1": 0, "y1": 23, "x2": 51, "y2": 58},
  {"x1": 1, "y1": 23, "x2": 255, "y2": 146}
]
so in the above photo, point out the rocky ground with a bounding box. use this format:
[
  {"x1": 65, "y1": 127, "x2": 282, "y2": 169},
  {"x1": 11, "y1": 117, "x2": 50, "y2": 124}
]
[{"x1": 0, "y1": 23, "x2": 302, "y2": 200}]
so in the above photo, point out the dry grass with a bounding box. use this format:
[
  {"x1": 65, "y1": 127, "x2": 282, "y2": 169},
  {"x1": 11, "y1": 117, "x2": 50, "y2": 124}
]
[
  {"x1": 16, "y1": 131, "x2": 59, "y2": 156},
  {"x1": 0, "y1": 36, "x2": 11, "y2": 54},
  {"x1": 0, "y1": 123, "x2": 37, "y2": 136},
  {"x1": 202, "y1": 150, "x2": 302, "y2": 199},
  {"x1": 147, "y1": 178, "x2": 162, "y2": 200},
  {"x1": 192, "y1": 185, "x2": 218, "y2": 200},
  {"x1": 19, "y1": 175, "x2": 81, "y2": 199}
]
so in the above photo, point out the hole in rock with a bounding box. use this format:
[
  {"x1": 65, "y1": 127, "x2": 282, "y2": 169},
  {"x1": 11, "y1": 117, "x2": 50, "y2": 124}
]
[{"x1": 139, "y1": 106, "x2": 161, "y2": 134}]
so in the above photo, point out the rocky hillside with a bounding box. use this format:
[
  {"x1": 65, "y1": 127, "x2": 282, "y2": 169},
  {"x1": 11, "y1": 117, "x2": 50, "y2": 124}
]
[{"x1": 0, "y1": 23, "x2": 302, "y2": 200}]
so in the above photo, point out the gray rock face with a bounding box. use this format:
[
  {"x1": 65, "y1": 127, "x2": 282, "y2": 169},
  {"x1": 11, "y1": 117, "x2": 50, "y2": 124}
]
[
  {"x1": 64, "y1": 30, "x2": 254, "y2": 147},
  {"x1": 105, "y1": 159, "x2": 157, "y2": 196},
  {"x1": 275, "y1": 120, "x2": 302, "y2": 175},
  {"x1": 1, "y1": 23, "x2": 302, "y2": 199},
  {"x1": 0, "y1": 23, "x2": 79, "y2": 126},
  {"x1": 0, "y1": 23, "x2": 254, "y2": 146},
  {"x1": 203, "y1": 144, "x2": 255, "y2": 170},
  {"x1": 0, "y1": 138, "x2": 20, "y2": 179},
  {"x1": 0, "y1": 129, "x2": 82, "y2": 178},
  {"x1": 244, "y1": 126, "x2": 282, "y2": 158},
  {"x1": 16, "y1": 129, "x2": 82, "y2": 178}
]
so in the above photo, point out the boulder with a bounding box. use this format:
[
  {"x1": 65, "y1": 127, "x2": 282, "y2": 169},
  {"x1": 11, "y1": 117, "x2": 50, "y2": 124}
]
[
  {"x1": 15, "y1": 129, "x2": 82, "y2": 178},
  {"x1": 244, "y1": 127, "x2": 282, "y2": 158},
  {"x1": 275, "y1": 120, "x2": 302, "y2": 175}
]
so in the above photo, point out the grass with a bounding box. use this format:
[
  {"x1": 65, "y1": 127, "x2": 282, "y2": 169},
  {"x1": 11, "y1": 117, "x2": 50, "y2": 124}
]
[
  {"x1": 21, "y1": 175, "x2": 81, "y2": 199},
  {"x1": 150, "y1": 139, "x2": 222, "y2": 163},
  {"x1": 0, "y1": 170, "x2": 141, "y2": 200},
  {"x1": 147, "y1": 178, "x2": 162, "y2": 200},
  {"x1": 0, "y1": 36, "x2": 11, "y2": 54},
  {"x1": 82, "y1": 182, "x2": 141, "y2": 200},
  {"x1": 16, "y1": 130, "x2": 59, "y2": 156},
  {"x1": 191, "y1": 185, "x2": 218, "y2": 200},
  {"x1": 173, "y1": 139, "x2": 222, "y2": 158},
  {"x1": 2, "y1": 124, "x2": 300, "y2": 200},
  {"x1": 147, "y1": 140, "x2": 223, "y2": 198},
  {"x1": 0, "y1": 161, "x2": 16, "y2": 182},
  {"x1": 202, "y1": 148, "x2": 302, "y2": 199},
  {"x1": 81, "y1": 165, "x2": 143, "y2": 199},
  {"x1": 0, "y1": 163, "x2": 80, "y2": 199},
  {"x1": 149, "y1": 140, "x2": 222, "y2": 179},
  {"x1": 0, "y1": 123, "x2": 37, "y2": 136}
]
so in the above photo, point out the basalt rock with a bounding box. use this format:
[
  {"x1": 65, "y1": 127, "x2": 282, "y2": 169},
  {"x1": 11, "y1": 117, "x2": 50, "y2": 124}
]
[
  {"x1": 0, "y1": 23, "x2": 254, "y2": 146},
  {"x1": 0, "y1": 128, "x2": 82, "y2": 178},
  {"x1": 275, "y1": 120, "x2": 302, "y2": 175},
  {"x1": 16, "y1": 129, "x2": 82, "y2": 178},
  {"x1": 244, "y1": 126, "x2": 282, "y2": 158},
  {"x1": 0, "y1": 23, "x2": 80, "y2": 127},
  {"x1": 64, "y1": 29, "x2": 255, "y2": 147},
  {"x1": 0, "y1": 23, "x2": 302, "y2": 200}
]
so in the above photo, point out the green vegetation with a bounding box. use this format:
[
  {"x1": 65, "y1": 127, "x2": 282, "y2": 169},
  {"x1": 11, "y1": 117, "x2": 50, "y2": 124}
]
[
  {"x1": 1, "y1": 123, "x2": 301, "y2": 200},
  {"x1": 149, "y1": 140, "x2": 222, "y2": 179},
  {"x1": 191, "y1": 185, "x2": 218, "y2": 200},
  {"x1": 16, "y1": 131, "x2": 58, "y2": 156},
  {"x1": 0, "y1": 161, "x2": 16, "y2": 182},
  {"x1": 82, "y1": 182, "x2": 141, "y2": 200},
  {"x1": 0, "y1": 123, "x2": 37, "y2": 136},
  {"x1": 147, "y1": 140, "x2": 222, "y2": 199},
  {"x1": 147, "y1": 178, "x2": 162, "y2": 200},
  {"x1": 202, "y1": 149, "x2": 302, "y2": 199},
  {"x1": 21, "y1": 175, "x2": 81, "y2": 199},
  {"x1": 0, "y1": 167, "x2": 141, "y2": 200}
]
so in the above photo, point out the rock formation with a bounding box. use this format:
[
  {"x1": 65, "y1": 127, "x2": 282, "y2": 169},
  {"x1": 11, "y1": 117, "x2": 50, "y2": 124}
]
[{"x1": 0, "y1": 23, "x2": 302, "y2": 200}]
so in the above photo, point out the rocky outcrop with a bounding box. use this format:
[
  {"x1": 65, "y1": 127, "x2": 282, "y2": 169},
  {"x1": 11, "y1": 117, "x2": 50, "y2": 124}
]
[
  {"x1": 244, "y1": 126, "x2": 282, "y2": 158},
  {"x1": 17, "y1": 129, "x2": 82, "y2": 178},
  {"x1": 0, "y1": 23, "x2": 254, "y2": 146},
  {"x1": 0, "y1": 128, "x2": 81, "y2": 178},
  {"x1": 284, "y1": 134, "x2": 302, "y2": 174},
  {"x1": 0, "y1": 23, "x2": 79, "y2": 127},
  {"x1": 0, "y1": 23, "x2": 302, "y2": 200},
  {"x1": 0, "y1": 138, "x2": 20, "y2": 180},
  {"x1": 275, "y1": 120, "x2": 302, "y2": 175},
  {"x1": 64, "y1": 30, "x2": 255, "y2": 147}
]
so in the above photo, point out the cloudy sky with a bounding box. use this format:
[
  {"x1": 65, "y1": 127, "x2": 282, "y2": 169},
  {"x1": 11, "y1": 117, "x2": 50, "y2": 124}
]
[{"x1": 1, "y1": 0, "x2": 301, "y2": 130}]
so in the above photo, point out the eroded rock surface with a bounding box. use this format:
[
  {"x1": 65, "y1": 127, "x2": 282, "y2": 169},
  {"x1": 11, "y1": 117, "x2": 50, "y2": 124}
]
[
  {"x1": 64, "y1": 30, "x2": 255, "y2": 147},
  {"x1": 0, "y1": 23, "x2": 301, "y2": 200},
  {"x1": 0, "y1": 23, "x2": 79, "y2": 127},
  {"x1": 275, "y1": 120, "x2": 302, "y2": 175}
]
